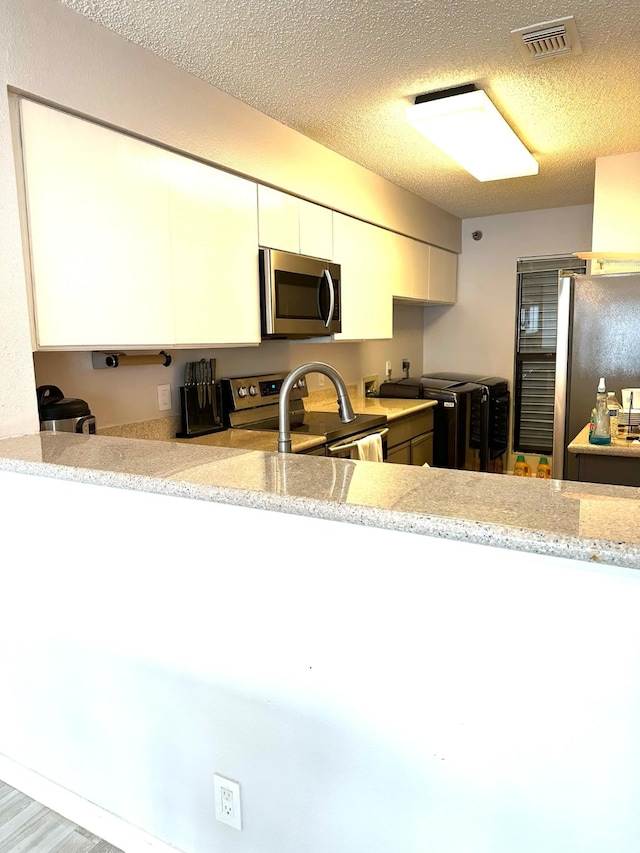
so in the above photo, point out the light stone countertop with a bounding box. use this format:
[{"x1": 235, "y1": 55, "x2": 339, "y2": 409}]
[
  {"x1": 305, "y1": 391, "x2": 437, "y2": 420},
  {"x1": 569, "y1": 424, "x2": 640, "y2": 457},
  {"x1": 1, "y1": 431, "x2": 640, "y2": 570},
  {"x1": 98, "y1": 394, "x2": 437, "y2": 453}
]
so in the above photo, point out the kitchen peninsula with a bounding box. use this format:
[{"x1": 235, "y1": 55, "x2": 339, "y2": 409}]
[
  {"x1": 2, "y1": 430, "x2": 639, "y2": 569},
  {"x1": 2, "y1": 431, "x2": 640, "y2": 853}
]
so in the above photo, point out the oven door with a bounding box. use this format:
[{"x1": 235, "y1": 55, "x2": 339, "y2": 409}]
[
  {"x1": 260, "y1": 248, "x2": 341, "y2": 338},
  {"x1": 326, "y1": 427, "x2": 388, "y2": 460}
]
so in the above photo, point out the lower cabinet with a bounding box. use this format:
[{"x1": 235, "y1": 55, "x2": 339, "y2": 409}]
[
  {"x1": 387, "y1": 409, "x2": 434, "y2": 466},
  {"x1": 574, "y1": 452, "x2": 640, "y2": 487}
]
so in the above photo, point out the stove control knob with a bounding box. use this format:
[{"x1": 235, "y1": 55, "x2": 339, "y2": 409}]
[
  {"x1": 298, "y1": 377, "x2": 306, "y2": 388},
  {"x1": 249, "y1": 385, "x2": 258, "y2": 396},
  {"x1": 237, "y1": 386, "x2": 248, "y2": 398}
]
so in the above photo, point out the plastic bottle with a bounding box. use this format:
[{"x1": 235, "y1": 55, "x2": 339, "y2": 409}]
[
  {"x1": 513, "y1": 455, "x2": 531, "y2": 476},
  {"x1": 589, "y1": 377, "x2": 611, "y2": 445},
  {"x1": 607, "y1": 391, "x2": 621, "y2": 439},
  {"x1": 536, "y1": 456, "x2": 552, "y2": 478}
]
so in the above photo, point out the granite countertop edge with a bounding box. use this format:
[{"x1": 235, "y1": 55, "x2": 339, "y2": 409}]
[{"x1": 2, "y1": 433, "x2": 639, "y2": 571}]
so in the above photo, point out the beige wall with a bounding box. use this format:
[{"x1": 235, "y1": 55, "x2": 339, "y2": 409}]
[
  {"x1": 422, "y1": 204, "x2": 595, "y2": 470},
  {"x1": 0, "y1": 0, "x2": 459, "y2": 438}
]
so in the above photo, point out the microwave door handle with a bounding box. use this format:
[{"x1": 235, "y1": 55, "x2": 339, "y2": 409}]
[{"x1": 321, "y1": 269, "x2": 335, "y2": 328}]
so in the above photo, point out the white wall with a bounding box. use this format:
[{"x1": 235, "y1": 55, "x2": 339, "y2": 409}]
[
  {"x1": 422, "y1": 205, "x2": 594, "y2": 467},
  {"x1": 3, "y1": 468, "x2": 640, "y2": 853},
  {"x1": 0, "y1": 0, "x2": 458, "y2": 439}
]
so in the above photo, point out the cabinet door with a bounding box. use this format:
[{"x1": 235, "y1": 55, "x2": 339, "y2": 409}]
[
  {"x1": 390, "y1": 233, "x2": 428, "y2": 300},
  {"x1": 387, "y1": 441, "x2": 412, "y2": 465},
  {"x1": 258, "y1": 187, "x2": 333, "y2": 260},
  {"x1": 407, "y1": 238, "x2": 431, "y2": 301},
  {"x1": 428, "y1": 246, "x2": 457, "y2": 303},
  {"x1": 299, "y1": 199, "x2": 333, "y2": 260},
  {"x1": 412, "y1": 431, "x2": 434, "y2": 466},
  {"x1": 257, "y1": 186, "x2": 299, "y2": 252},
  {"x1": 20, "y1": 99, "x2": 174, "y2": 348},
  {"x1": 170, "y1": 157, "x2": 260, "y2": 346},
  {"x1": 388, "y1": 233, "x2": 410, "y2": 300},
  {"x1": 391, "y1": 237, "x2": 457, "y2": 304},
  {"x1": 332, "y1": 213, "x2": 392, "y2": 341}
]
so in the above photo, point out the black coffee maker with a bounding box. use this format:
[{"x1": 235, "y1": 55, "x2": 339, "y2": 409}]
[{"x1": 36, "y1": 385, "x2": 96, "y2": 434}]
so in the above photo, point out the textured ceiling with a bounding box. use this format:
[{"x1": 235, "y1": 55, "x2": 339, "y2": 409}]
[{"x1": 59, "y1": 0, "x2": 640, "y2": 220}]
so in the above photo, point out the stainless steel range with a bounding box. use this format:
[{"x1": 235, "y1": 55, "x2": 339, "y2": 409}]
[{"x1": 220, "y1": 370, "x2": 388, "y2": 458}]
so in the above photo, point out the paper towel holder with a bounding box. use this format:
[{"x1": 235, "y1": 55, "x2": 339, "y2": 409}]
[{"x1": 92, "y1": 351, "x2": 172, "y2": 369}]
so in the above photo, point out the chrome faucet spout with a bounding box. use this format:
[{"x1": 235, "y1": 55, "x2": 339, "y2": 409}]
[{"x1": 278, "y1": 362, "x2": 356, "y2": 453}]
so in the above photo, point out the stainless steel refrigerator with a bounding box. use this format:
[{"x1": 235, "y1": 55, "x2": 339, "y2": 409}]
[{"x1": 553, "y1": 271, "x2": 640, "y2": 480}]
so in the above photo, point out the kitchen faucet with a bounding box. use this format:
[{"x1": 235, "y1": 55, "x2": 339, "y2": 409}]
[{"x1": 278, "y1": 362, "x2": 356, "y2": 453}]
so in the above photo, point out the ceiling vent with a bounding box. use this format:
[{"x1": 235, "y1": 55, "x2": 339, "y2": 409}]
[{"x1": 510, "y1": 16, "x2": 582, "y2": 63}]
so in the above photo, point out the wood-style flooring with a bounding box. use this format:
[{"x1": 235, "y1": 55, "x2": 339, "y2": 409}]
[{"x1": 0, "y1": 779, "x2": 124, "y2": 853}]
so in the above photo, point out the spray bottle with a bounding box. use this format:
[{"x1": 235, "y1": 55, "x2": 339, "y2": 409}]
[{"x1": 589, "y1": 377, "x2": 611, "y2": 445}]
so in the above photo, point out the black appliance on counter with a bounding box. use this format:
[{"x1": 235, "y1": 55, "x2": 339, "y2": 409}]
[
  {"x1": 421, "y1": 373, "x2": 510, "y2": 472},
  {"x1": 378, "y1": 377, "x2": 481, "y2": 470},
  {"x1": 220, "y1": 371, "x2": 388, "y2": 458},
  {"x1": 36, "y1": 385, "x2": 96, "y2": 434}
]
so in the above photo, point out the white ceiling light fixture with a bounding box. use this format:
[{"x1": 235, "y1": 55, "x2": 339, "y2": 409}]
[{"x1": 406, "y1": 84, "x2": 539, "y2": 182}]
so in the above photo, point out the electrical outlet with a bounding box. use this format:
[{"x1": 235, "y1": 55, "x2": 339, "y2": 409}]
[
  {"x1": 385, "y1": 360, "x2": 392, "y2": 380},
  {"x1": 157, "y1": 384, "x2": 171, "y2": 411},
  {"x1": 221, "y1": 787, "x2": 233, "y2": 817},
  {"x1": 214, "y1": 773, "x2": 242, "y2": 830},
  {"x1": 362, "y1": 374, "x2": 379, "y2": 397}
]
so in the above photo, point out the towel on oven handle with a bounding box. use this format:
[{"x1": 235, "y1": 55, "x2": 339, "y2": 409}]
[{"x1": 351, "y1": 433, "x2": 383, "y2": 462}]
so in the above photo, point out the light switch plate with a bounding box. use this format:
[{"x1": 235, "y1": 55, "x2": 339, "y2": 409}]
[{"x1": 157, "y1": 384, "x2": 171, "y2": 411}]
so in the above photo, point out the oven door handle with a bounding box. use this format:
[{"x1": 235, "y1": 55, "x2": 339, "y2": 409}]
[
  {"x1": 327, "y1": 427, "x2": 388, "y2": 455},
  {"x1": 320, "y1": 269, "x2": 335, "y2": 329}
]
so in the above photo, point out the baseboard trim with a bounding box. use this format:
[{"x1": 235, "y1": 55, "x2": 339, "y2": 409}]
[{"x1": 0, "y1": 753, "x2": 185, "y2": 853}]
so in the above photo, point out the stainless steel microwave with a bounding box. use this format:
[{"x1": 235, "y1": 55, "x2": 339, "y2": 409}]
[{"x1": 260, "y1": 248, "x2": 341, "y2": 339}]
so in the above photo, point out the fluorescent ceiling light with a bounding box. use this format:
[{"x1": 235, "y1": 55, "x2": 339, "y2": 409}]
[{"x1": 407, "y1": 85, "x2": 539, "y2": 181}]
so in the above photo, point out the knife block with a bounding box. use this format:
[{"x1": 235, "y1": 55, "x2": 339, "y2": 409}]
[{"x1": 176, "y1": 384, "x2": 224, "y2": 438}]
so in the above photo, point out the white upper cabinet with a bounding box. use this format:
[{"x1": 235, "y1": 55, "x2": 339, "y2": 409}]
[
  {"x1": 169, "y1": 156, "x2": 260, "y2": 347},
  {"x1": 258, "y1": 186, "x2": 299, "y2": 253},
  {"x1": 20, "y1": 99, "x2": 175, "y2": 348},
  {"x1": 298, "y1": 199, "x2": 333, "y2": 260},
  {"x1": 391, "y1": 234, "x2": 429, "y2": 301},
  {"x1": 428, "y1": 245, "x2": 458, "y2": 303},
  {"x1": 332, "y1": 213, "x2": 393, "y2": 341},
  {"x1": 391, "y1": 234, "x2": 457, "y2": 304},
  {"x1": 19, "y1": 99, "x2": 261, "y2": 350},
  {"x1": 258, "y1": 185, "x2": 333, "y2": 260}
]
